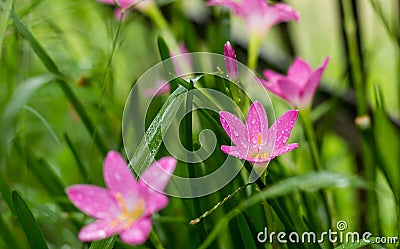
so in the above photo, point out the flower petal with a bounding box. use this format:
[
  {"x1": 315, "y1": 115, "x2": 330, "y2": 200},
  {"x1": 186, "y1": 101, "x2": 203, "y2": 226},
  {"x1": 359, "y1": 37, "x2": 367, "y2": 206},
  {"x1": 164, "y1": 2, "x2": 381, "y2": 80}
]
[
  {"x1": 139, "y1": 157, "x2": 177, "y2": 191},
  {"x1": 221, "y1": 145, "x2": 248, "y2": 159},
  {"x1": 120, "y1": 217, "x2": 152, "y2": 245},
  {"x1": 266, "y1": 3, "x2": 300, "y2": 26},
  {"x1": 270, "y1": 143, "x2": 298, "y2": 159},
  {"x1": 273, "y1": 79, "x2": 301, "y2": 106},
  {"x1": 300, "y1": 56, "x2": 330, "y2": 107},
  {"x1": 103, "y1": 151, "x2": 137, "y2": 200},
  {"x1": 287, "y1": 57, "x2": 312, "y2": 87},
  {"x1": 66, "y1": 185, "x2": 120, "y2": 219},
  {"x1": 263, "y1": 70, "x2": 285, "y2": 83},
  {"x1": 246, "y1": 101, "x2": 268, "y2": 150},
  {"x1": 78, "y1": 219, "x2": 122, "y2": 242},
  {"x1": 224, "y1": 41, "x2": 238, "y2": 81},
  {"x1": 268, "y1": 110, "x2": 298, "y2": 148},
  {"x1": 220, "y1": 111, "x2": 248, "y2": 149}
]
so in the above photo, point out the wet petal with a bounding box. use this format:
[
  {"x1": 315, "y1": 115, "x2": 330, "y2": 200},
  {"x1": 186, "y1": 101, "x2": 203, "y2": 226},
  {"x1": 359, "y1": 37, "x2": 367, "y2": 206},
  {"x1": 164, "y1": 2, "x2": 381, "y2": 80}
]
[
  {"x1": 139, "y1": 157, "x2": 177, "y2": 192},
  {"x1": 246, "y1": 101, "x2": 268, "y2": 149},
  {"x1": 270, "y1": 143, "x2": 298, "y2": 159},
  {"x1": 120, "y1": 217, "x2": 152, "y2": 245},
  {"x1": 268, "y1": 110, "x2": 298, "y2": 148},
  {"x1": 224, "y1": 41, "x2": 238, "y2": 81},
  {"x1": 220, "y1": 111, "x2": 248, "y2": 149},
  {"x1": 66, "y1": 185, "x2": 120, "y2": 219},
  {"x1": 78, "y1": 219, "x2": 122, "y2": 242},
  {"x1": 104, "y1": 151, "x2": 137, "y2": 200},
  {"x1": 221, "y1": 145, "x2": 248, "y2": 159}
]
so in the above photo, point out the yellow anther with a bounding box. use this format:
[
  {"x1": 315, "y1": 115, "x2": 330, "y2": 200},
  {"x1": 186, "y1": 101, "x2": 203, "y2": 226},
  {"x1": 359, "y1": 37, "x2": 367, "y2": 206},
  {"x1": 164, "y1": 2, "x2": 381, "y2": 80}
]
[
  {"x1": 257, "y1": 133, "x2": 262, "y2": 146},
  {"x1": 113, "y1": 193, "x2": 145, "y2": 229}
]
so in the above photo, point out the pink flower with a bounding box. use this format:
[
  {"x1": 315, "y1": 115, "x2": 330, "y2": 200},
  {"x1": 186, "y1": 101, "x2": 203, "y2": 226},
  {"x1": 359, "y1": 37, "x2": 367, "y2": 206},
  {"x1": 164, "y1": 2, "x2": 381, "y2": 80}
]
[
  {"x1": 224, "y1": 41, "x2": 238, "y2": 81},
  {"x1": 66, "y1": 151, "x2": 176, "y2": 245},
  {"x1": 220, "y1": 101, "x2": 298, "y2": 164},
  {"x1": 97, "y1": 0, "x2": 152, "y2": 20},
  {"x1": 261, "y1": 57, "x2": 330, "y2": 109},
  {"x1": 208, "y1": 0, "x2": 299, "y2": 37}
]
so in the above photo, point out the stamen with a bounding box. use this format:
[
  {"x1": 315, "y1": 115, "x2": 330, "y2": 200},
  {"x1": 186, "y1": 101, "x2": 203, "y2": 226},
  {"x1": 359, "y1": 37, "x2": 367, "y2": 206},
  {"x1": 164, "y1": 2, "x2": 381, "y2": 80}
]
[{"x1": 257, "y1": 133, "x2": 262, "y2": 146}]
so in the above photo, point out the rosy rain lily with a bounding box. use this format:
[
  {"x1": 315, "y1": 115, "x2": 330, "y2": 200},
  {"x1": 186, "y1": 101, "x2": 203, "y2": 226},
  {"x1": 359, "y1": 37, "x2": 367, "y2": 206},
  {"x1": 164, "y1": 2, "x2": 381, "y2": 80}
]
[
  {"x1": 224, "y1": 41, "x2": 238, "y2": 81},
  {"x1": 220, "y1": 101, "x2": 298, "y2": 177},
  {"x1": 66, "y1": 151, "x2": 176, "y2": 245},
  {"x1": 261, "y1": 57, "x2": 330, "y2": 109},
  {"x1": 208, "y1": 0, "x2": 299, "y2": 69},
  {"x1": 97, "y1": 0, "x2": 152, "y2": 20}
]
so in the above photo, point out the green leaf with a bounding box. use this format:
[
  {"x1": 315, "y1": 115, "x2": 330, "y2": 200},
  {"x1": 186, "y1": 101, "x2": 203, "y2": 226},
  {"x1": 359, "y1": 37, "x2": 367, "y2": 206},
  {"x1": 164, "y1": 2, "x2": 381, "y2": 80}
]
[
  {"x1": 0, "y1": 173, "x2": 15, "y2": 214},
  {"x1": 0, "y1": 74, "x2": 56, "y2": 158},
  {"x1": 157, "y1": 36, "x2": 178, "y2": 92},
  {"x1": 0, "y1": 213, "x2": 25, "y2": 249},
  {"x1": 234, "y1": 210, "x2": 257, "y2": 249},
  {"x1": 89, "y1": 236, "x2": 116, "y2": 249},
  {"x1": 130, "y1": 86, "x2": 186, "y2": 173},
  {"x1": 334, "y1": 239, "x2": 371, "y2": 249},
  {"x1": 0, "y1": 0, "x2": 13, "y2": 59},
  {"x1": 198, "y1": 171, "x2": 368, "y2": 249},
  {"x1": 12, "y1": 190, "x2": 50, "y2": 249}
]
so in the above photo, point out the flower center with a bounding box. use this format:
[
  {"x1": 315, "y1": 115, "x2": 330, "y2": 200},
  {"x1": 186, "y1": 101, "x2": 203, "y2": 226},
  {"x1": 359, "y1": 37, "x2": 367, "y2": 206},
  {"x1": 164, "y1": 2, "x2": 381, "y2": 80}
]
[
  {"x1": 250, "y1": 133, "x2": 270, "y2": 160},
  {"x1": 112, "y1": 192, "x2": 145, "y2": 229}
]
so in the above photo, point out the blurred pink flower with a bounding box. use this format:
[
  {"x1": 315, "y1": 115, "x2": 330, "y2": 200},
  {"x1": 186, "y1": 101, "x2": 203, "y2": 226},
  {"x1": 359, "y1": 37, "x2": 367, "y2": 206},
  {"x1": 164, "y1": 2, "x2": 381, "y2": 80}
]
[
  {"x1": 224, "y1": 41, "x2": 238, "y2": 81},
  {"x1": 220, "y1": 101, "x2": 298, "y2": 164},
  {"x1": 66, "y1": 151, "x2": 176, "y2": 245},
  {"x1": 97, "y1": 0, "x2": 152, "y2": 19},
  {"x1": 261, "y1": 57, "x2": 330, "y2": 109},
  {"x1": 207, "y1": 0, "x2": 299, "y2": 37}
]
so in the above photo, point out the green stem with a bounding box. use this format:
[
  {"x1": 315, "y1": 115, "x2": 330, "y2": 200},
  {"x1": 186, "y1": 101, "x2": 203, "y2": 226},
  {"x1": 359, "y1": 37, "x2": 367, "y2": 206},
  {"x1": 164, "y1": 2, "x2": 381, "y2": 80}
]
[
  {"x1": 299, "y1": 108, "x2": 322, "y2": 171},
  {"x1": 247, "y1": 34, "x2": 262, "y2": 71},
  {"x1": 149, "y1": 230, "x2": 165, "y2": 249}
]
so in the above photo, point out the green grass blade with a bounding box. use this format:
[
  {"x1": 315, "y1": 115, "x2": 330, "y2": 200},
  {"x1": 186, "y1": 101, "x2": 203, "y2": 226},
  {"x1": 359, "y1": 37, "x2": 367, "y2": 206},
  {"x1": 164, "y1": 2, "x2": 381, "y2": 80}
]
[
  {"x1": 64, "y1": 133, "x2": 88, "y2": 181},
  {"x1": 0, "y1": 213, "x2": 25, "y2": 249},
  {"x1": 198, "y1": 171, "x2": 368, "y2": 249},
  {"x1": 234, "y1": 210, "x2": 257, "y2": 249},
  {"x1": 12, "y1": 190, "x2": 50, "y2": 249},
  {"x1": 0, "y1": 173, "x2": 15, "y2": 214},
  {"x1": 10, "y1": 9, "x2": 108, "y2": 156},
  {"x1": 0, "y1": 74, "x2": 56, "y2": 157},
  {"x1": 334, "y1": 239, "x2": 371, "y2": 249},
  {"x1": 129, "y1": 86, "x2": 186, "y2": 172},
  {"x1": 89, "y1": 236, "x2": 116, "y2": 249},
  {"x1": 0, "y1": 0, "x2": 13, "y2": 58}
]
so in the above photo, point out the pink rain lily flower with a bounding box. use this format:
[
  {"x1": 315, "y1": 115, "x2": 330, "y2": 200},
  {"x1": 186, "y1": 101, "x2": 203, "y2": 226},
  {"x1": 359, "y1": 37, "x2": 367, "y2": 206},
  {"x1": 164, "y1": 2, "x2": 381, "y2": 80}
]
[
  {"x1": 224, "y1": 41, "x2": 238, "y2": 81},
  {"x1": 261, "y1": 57, "x2": 330, "y2": 109},
  {"x1": 66, "y1": 151, "x2": 176, "y2": 245},
  {"x1": 97, "y1": 0, "x2": 152, "y2": 19},
  {"x1": 220, "y1": 101, "x2": 298, "y2": 165},
  {"x1": 208, "y1": 0, "x2": 299, "y2": 38}
]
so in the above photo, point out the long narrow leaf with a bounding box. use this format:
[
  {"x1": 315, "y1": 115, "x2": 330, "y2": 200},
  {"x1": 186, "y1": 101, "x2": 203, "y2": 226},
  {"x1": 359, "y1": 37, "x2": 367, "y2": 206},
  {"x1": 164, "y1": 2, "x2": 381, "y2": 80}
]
[
  {"x1": 0, "y1": 0, "x2": 13, "y2": 58},
  {"x1": 198, "y1": 171, "x2": 368, "y2": 249},
  {"x1": 0, "y1": 213, "x2": 25, "y2": 249},
  {"x1": 89, "y1": 236, "x2": 116, "y2": 249},
  {"x1": 235, "y1": 210, "x2": 258, "y2": 249},
  {"x1": 12, "y1": 190, "x2": 50, "y2": 249},
  {"x1": 10, "y1": 9, "x2": 108, "y2": 156}
]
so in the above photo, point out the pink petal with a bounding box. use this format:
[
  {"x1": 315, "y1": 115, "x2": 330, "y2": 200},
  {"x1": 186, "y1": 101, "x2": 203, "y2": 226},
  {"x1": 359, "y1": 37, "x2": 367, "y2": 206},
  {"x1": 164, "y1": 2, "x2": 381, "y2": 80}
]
[
  {"x1": 78, "y1": 219, "x2": 122, "y2": 242},
  {"x1": 266, "y1": 3, "x2": 300, "y2": 26},
  {"x1": 220, "y1": 111, "x2": 248, "y2": 149},
  {"x1": 300, "y1": 57, "x2": 330, "y2": 108},
  {"x1": 268, "y1": 110, "x2": 298, "y2": 148},
  {"x1": 244, "y1": 0, "x2": 268, "y2": 15},
  {"x1": 287, "y1": 57, "x2": 312, "y2": 87},
  {"x1": 66, "y1": 185, "x2": 120, "y2": 219},
  {"x1": 120, "y1": 217, "x2": 152, "y2": 245},
  {"x1": 221, "y1": 145, "x2": 248, "y2": 159},
  {"x1": 139, "y1": 157, "x2": 177, "y2": 191},
  {"x1": 140, "y1": 190, "x2": 168, "y2": 215},
  {"x1": 224, "y1": 41, "x2": 238, "y2": 81},
  {"x1": 273, "y1": 79, "x2": 301, "y2": 106},
  {"x1": 270, "y1": 143, "x2": 298, "y2": 159},
  {"x1": 259, "y1": 79, "x2": 285, "y2": 101},
  {"x1": 103, "y1": 151, "x2": 137, "y2": 200},
  {"x1": 263, "y1": 70, "x2": 285, "y2": 83},
  {"x1": 246, "y1": 101, "x2": 268, "y2": 150}
]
